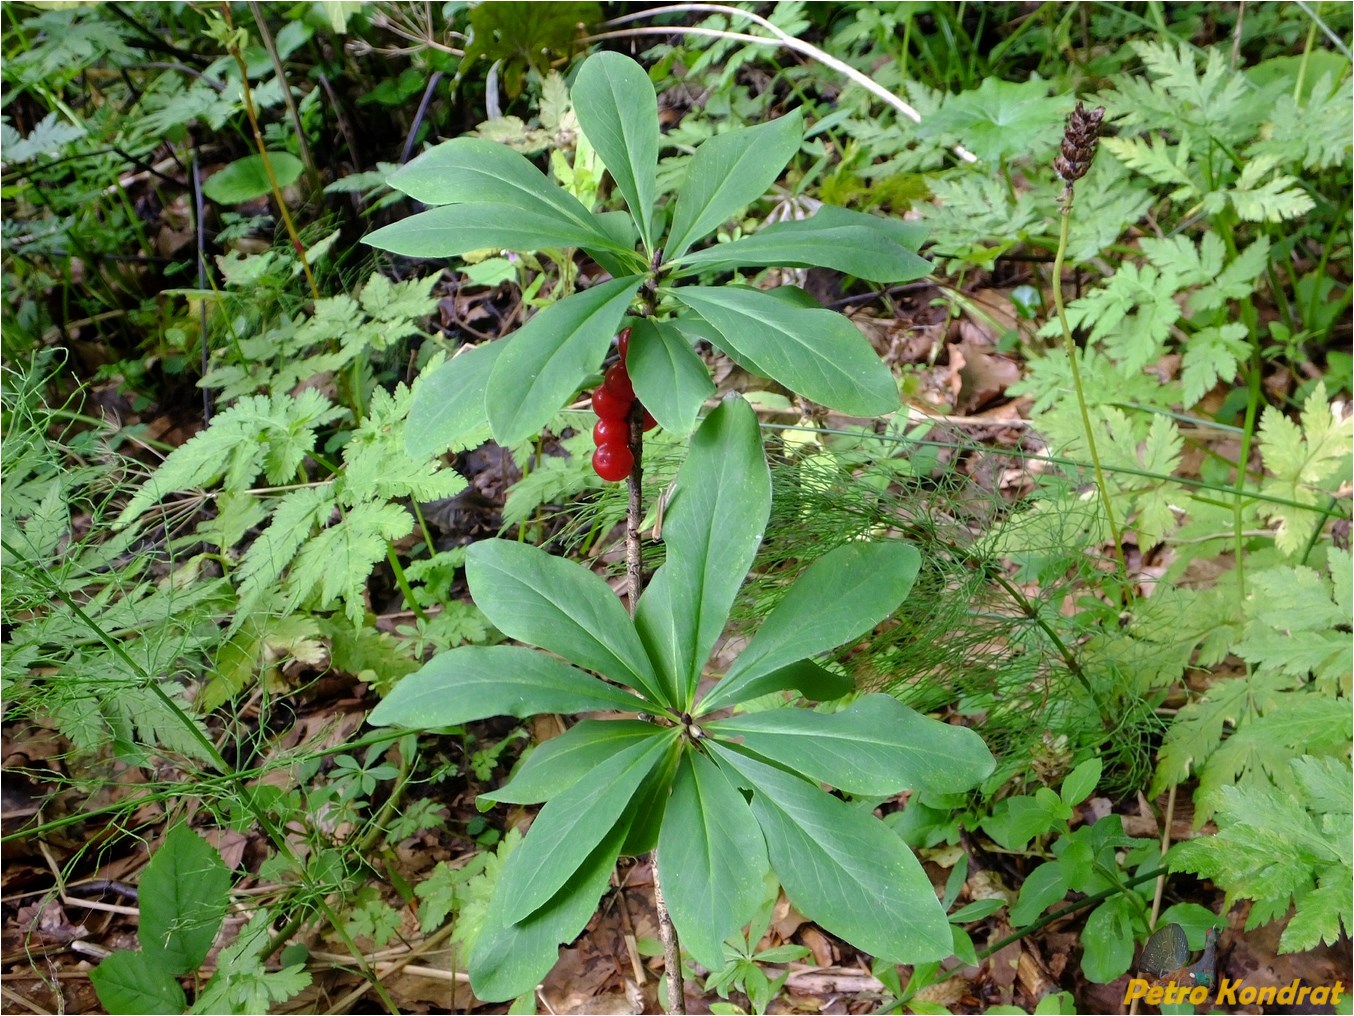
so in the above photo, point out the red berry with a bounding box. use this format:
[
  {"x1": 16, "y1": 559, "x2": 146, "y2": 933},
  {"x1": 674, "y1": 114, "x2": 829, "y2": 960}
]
[
  {"x1": 593, "y1": 417, "x2": 628, "y2": 446},
  {"x1": 617, "y1": 327, "x2": 632, "y2": 361},
  {"x1": 604, "y1": 362, "x2": 635, "y2": 402},
  {"x1": 592, "y1": 385, "x2": 632, "y2": 420},
  {"x1": 640, "y1": 407, "x2": 657, "y2": 432},
  {"x1": 593, "y1": 442, "x2": 634, "y2": 482}
]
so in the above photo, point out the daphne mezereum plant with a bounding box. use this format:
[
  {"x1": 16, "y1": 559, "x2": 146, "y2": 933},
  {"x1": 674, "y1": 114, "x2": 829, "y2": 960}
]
[{"x1": 364, "y1": 49, "x2": 992, "y2": 1008}]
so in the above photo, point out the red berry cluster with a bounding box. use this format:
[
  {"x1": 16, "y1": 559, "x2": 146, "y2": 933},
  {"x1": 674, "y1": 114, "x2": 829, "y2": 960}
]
[{"x1": 590, "y1": 328, "x2": 656, "y2": 482}]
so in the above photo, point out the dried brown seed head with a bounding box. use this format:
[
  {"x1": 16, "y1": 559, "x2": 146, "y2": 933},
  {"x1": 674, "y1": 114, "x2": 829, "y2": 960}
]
[{"x1": 1054, "y1": 101, "x2": 1106, "y2": 184}]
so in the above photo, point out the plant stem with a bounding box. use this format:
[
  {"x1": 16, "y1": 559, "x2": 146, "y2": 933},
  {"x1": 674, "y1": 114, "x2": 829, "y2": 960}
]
[
  {"x1": 1051, "y1": 183, "x2": 1129, "y2": 594},
  {"x1": 386, "y1": 544, "x2": 428, "y2": 623},
  {"x1": 622, "y1": 342, "x2": 684, "y2": 1013}
]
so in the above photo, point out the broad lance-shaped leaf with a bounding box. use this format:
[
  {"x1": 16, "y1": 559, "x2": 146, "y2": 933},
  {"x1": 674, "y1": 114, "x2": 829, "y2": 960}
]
[
  {"x1": 673, "y1": 206, "x2": 931, "y2": 284},
  {"x1": 666, "y1": 110, "x2": 804, "y2": 261},
  {"x1": 363, "y1": 202, "x2": 625, "y2": 259},
  {"x1": 705, "y1": 693, "x2": 995, "y2": 796},
  {"x1": 466, "y1": 538, "x2": 664, "y2": 702},
  {"x1": 139, "y1": 824, "x2": 230, "y2": 974},
  {"x1": 367, "y1": 646, "x2": 642, "y2": 729},
  {"x1": 635, "y1": 395, "x2": 770, "y2": 708},
  {"x1": 405, "y1": 342, "x2": 502, "y2": 458},
  {"x1": 486, "y1": 275, "x2": 643, "y2": 445},
  {"x1": 573, "y1": 52, "x2": 658, "y2": 251},
  {"x1": 673, "y1": 286, "x2": 900, "y2": 418},
  {"x1": 497, "y1": 731, "x2": 676, "y2": 924},
  {"x1": 700, "y1": 542, "x2": 921, "y2": 713},
  {"x1": 625, "y1": 319, "x2": 715, "y2": 435},
  {"x1": 387, "y1": 137, "x2": 598, "y2": 230},
  {"x1": 480, "y1": 719, "x2": 658, "y2": 805},
  {"x1": 707, "y1": 740, "x2": 952, "y2": 965},
  {"x1": 658, "y1": 752, "x2": 770, "y2": 971},
  {"x1": 470, "y1": 818, "x2": 629, "y2": 1002}
]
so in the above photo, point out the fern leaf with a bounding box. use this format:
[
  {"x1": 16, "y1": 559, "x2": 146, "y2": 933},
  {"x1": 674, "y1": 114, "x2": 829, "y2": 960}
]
[
  {"x1": 115, "y1": 392, "x2": 345, "y2": 528},
  {"x1": 1228, "y1": 154, "x2": 1316, "y2": 223},
  {"x1": 1179, "y1": 323, "x2": 1250, "y2": 405},
  {"x1": 339, "y1": 384, "x2": 467, "y2": 506},
  {"x1": 1258, "y1": 382, "x2": 1353, "y2": 555},
  {"x1": 1251, "y1": 74, "x2": 1354, "y2": 171},
  {"x1": 234, "y1": 485, "x2": 337, "y2": 626},
  {"x1": 286, "y1": 502, "x2": 413, "y2": 626}
]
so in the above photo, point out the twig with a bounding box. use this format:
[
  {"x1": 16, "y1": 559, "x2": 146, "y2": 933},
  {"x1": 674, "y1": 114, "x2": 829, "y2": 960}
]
[
  {"x1": 249, "y1": 1, "x2": 320, "y2": 193},
  {"x1": 401, "y1": 72, "x2": 445, "y2": 164},
  {"x1": 591, "y1": 4, "x2": 977, "y2": 164},
  {"x1": 192, "y1": 149, "x2": 211, "y2": 423}
]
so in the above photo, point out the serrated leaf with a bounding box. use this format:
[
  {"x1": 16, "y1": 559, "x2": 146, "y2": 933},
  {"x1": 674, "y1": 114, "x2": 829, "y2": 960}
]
[
  {"x1": 138, "y1": 824, "x2": 230, "y2": 974},
  {"x1": 1258, "y1": 382, "x2": 1354, "y2": 555},
  {"x1": 90, "y1": 950, "x2": 185, "y2": 1016},
  {"x1": 286, "y1": 501, "x2": 412, "y2": 626}
]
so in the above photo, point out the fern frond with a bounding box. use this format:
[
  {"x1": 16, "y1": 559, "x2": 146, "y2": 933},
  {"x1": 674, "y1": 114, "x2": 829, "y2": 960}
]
[{"x1": 1258, "y1": 382, "x2": 1353, "y2": 555}]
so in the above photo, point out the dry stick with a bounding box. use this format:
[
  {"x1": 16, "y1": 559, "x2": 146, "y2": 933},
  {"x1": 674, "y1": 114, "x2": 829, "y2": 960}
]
[
  {"x1": 590, "y1": 4, "x2": 977, "y2": 164},
  {"x1": 248, "y1": 0, "x2": 320, "y2": 194},
  {"x1": 1130, "y1": 784, "x2": 1180, "y2": 1016},
  {"x1": 220, "y1": 4, "x2": 320, "y2": 303}
]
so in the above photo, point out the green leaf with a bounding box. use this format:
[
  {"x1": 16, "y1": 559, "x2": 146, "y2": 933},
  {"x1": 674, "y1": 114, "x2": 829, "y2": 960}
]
[
  {"x1": 470, "y1": 820, "x2": 627, "y2": 1001},
  {"x1": 466, "y1": 538, "x2": 664, "y2": 702},
  {"x1": 406, "y1": 342, "x2": 502, "y2": 458},
  {"x1": 666, "y1": 111, "x2": 805, "y2": 260},
  {"x1": 673, "y1": 206, "x2": 931, "y2": 283},
  {"x1": 90, "y1": 950, "x2": 185, "y2": 1016},
  {"x1": 700, "y1": 542, "x2": 920, "y2": 713},
  {"x1": 363, "y1": 201, "x2": 619, "y2": 259},
  {"x1": 485, "y1": 276, "x2": 644, "y2": 445},
  {"x1": 388, "y1": 137, "x2": 599, "y2": 229},
  {"x1": 920, "y1": 77, "x2": 1070, "y2": 165},
  {"x1": 625, "y1": 319, "x2": 715, "y2": 435},
  {"x1": 1080, "y1": 897, "x2": 1137, "y2": 983},
  {"x1": 1060, "y1": 758, "x2": 1103, "y2": 807},
  {"x1": 1009, "y1": 861, "x2": 1069, "y2": 926},
  {"x1": 367, "y1": 645, "x2": 642, "y2": 728},
  {"x1": 709, "y1": 741, "x2": 952, "y2": 965},
  {"x1": 481, "y1": 719, "x2": 659, "y2": 804},
  {"x1": 572, "y1": 52, "x2": 658, "y2": 250},
  {"x1": 657, "y1": 752, "x2": 770, "y2": 970},
  {"x1": 138, "y1": 824, "x2": 230, "y2": 974},
  {"x1": 706, "y1": 694, "x2": 993, "y2": 796},
  {"x1": 749, "y1": 660, "x2": 854, "y2": 702},
  {"x1": 672, "y1": 286, "x2": 900, "y2": 417},
  {"x1": 634, "y1": 396, "x2": 770, "y2": 707},
  {"x1": 498, "y1": 731, "x2": 675, "y2": 923},
  {"x1": 202, "y1": 152, "x2": 303, "y2": 204}
]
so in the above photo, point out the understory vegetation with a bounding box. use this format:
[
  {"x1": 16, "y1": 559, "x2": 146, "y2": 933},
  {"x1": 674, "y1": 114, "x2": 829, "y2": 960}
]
[{"x1": 2, "y1": 3, "x2": 1350, "y2": 1014}]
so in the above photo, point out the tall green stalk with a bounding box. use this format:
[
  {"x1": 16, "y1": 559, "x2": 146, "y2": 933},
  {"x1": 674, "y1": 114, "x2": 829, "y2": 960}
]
[{"x1": 1050, "y1": 102, "x2": 1130, "y2": 592}]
